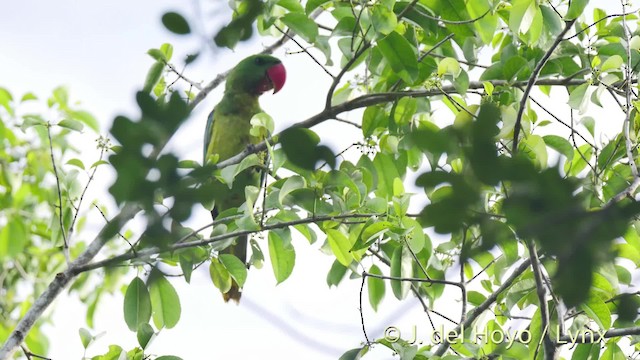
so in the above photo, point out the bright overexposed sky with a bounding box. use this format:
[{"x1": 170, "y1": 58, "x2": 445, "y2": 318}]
[{"x1": 1, "y1": 1, "x2": 635, "y2": 359}]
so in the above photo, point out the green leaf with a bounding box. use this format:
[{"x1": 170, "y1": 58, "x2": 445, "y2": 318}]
[
  {"x1": 79, "y1": 328, "x2": 92, "y2": 349},
  {"x1": 58, "y1": 119, "x2": 84, "y2": 132},
  {"x1": 600, "y1": 342, "x2": 624, "y2": 360},
  {"x1": 509, "y1": 0, "x2": 537, "y2": 36},
  {"x1": 377, "y1": 31, "x2": 419, "y2": 83},
  {"x1": 437, "y1": 57, "x2": 461, "y2": 77},
  {"x1": 160, "y1": 43, "x2": 173, "y2": 61},
  {"x1": 66, "y1": 158, "x2": 85, "y2": 170},
  {"x1": 581, "y1": 294, "x2": 611, "y2": 330},
  {"x1": 370, "y1": 5, "x2": 397, "y2": 35},
  {"x1": 156, "y1": 356, "x2": 183, "y2": 360},
  {"x1": 327, "y1": 229, "x2": 353, "y2": 267},
  {"x1": 601, "y1": 55, "x2": 623, "y2": 72},
  {"x1": 0, "y1": 218, "x2": 27, "y2": 258},
  {"x1": 123, "y1": 277, "x2": 152, "y2": 332},
  {"x1": 90, "y1": 160, "x2": 109, "y2": 168},
  {"x1": 519, "y1": 134, "x2": 548, "y2": 168},
  {"x1": 219, "y1": 154, "x2": 260, "y2": 187},
  {"x1": 467, "y1": 0, "x2": 497, "y2": 44},
  {"x1": 148, "y1": 271, "x2": 181, "y2": 329},
  {"x1": 483, "y1": 81, "x2": 494, "y2": 96},
  {"x1": 147, "y1": 49, "x2": 167, "y2": 62},
  {"x1": 373, "y1": 152, "x2": 400, "y2": 199},
  {"x1": 568, "y1": 82, "x2": 590, "y2": 113},
  {"x1": 566, "y1": 0, "x2": 589, "y2": 20},
  {"x1": 20, "y1": 92, "x2": 37, "y2": 102},
  {"x1": 305, "y1": 0, "x2": 330, "y2": 14},
  {"x1": 268, "y1": 230, "x2": 295, "y2": 284},
  {"x1": 402, "y1": 217, "x2": 426, "y2": 254},
  {"x1": 281, "y1": 13, "x2": 318, "y2": 43},
  {"x1": 277, "y1": 0, "x2": 304, "y2": 13},
  {"x1": 52, "y1": 86, "x2": 68, "y2": 107},
  {"x1": 543, "y1": 135, "x2": 574, "y2": 161},
  {"x1": 220, "y1": 254, "x2": 248, "y2": 288},
  {"x1": 143, "y1": 61, "x2": 165, "y2": 93},
  {"x1": 580, "y1": 116, "x2": 595, "y2": 137},
  {"x1": 367, "y1": 265, "x2": 385, "y2": 311},
  {"x1": 339, "y1": 348, "x2": 367, "y2": 360},
  {"x1": 390, "y1": 246, "x2": 412, "y2": 300},
  {"x1": 70, "y1": 110, "x2": 100, "y2": 132},
  {"x1": 250, "y1": 112, "x2": 275, "y2": 138},
  {"x1": 278, "y1": 176, "x2": 306, "y2": 205},
  {"x1": 327, "y1": 259, "x2": 348, "y2": 287},
  {"x1": 209, "y1": 257, "x2": 232, "y2": 293},
  {"x1": 279, "y1": 127, "x2": 335, "y2": 170},
  {"x1": 362, "y1": 106, "x2": 387, "y2": 137},
  {"x1": 136, "y1": 323, "x2": 155, "y2": 349},
  {"x1": 162, "y1": 12, "x2": 191, "y2": 35}
]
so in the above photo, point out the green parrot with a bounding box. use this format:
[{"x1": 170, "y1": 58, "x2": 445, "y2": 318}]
[{"x1": 204, "y1": 54, "x2": 286, "y2": 302}]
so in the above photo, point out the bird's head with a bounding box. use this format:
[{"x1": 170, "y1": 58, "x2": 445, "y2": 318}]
[{"x1": 226, "y1": 54, "x2": 286, "y2": 95}]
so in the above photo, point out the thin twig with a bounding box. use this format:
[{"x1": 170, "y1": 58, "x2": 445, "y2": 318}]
[
  {"x1": 512, "y1": 19, "x2": 577, "y2": 154},
  {"x1": 527, "y1": 241, "x2": 555, "y2": 359},
  {"x1": 433, "y1": 259, "x2": 532, "y2": 356},
  {"x1": 165, "y1": 62, "x2": 203, "y2": 90},
  {"x1": 20, "y1": 345, "x2": 51, "y2": 360},
  {"x1": 47, "y1": 123, "x2": 69, "y2": 263},
  {"x1": 275, "y1": 25, "x2": 335, "y2": 78},
  {"x1": 69, "y1": 146, "x2": 105, "y2": 239},
  {"x1": 74, "y1": 213, "x2": 379, "y2": 274},
  {"x1": 528, "y1": 96, "x2": 595, "y2": 148},
  {"x1": 359, "y1": 272, "x2": 371, "y2": 345},
  {"x1": 565, "y1": 11, "x2": 638, "y2": 40}
]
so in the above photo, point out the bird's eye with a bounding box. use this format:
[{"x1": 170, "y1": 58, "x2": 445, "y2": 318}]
[{"x1": 254, "y1": 57, "x2": 264, "y2": 65}]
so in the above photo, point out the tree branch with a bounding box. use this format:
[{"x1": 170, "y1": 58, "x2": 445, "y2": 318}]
[
  {"x1": 527, "y1": 242, "x2": 556, "y2": 359},
  {"x1": 73, "y1": 213, "x2": 379, "y2": 274},
  {"x1": 556, "y1": 326, "x2": 640, "y2": 344},
  {"x1": 433, "y1": 259, "x2": 532, "y2": 356},
  {"x1": 0, "y1": 203, "x2": 140, "y2": 359},
  {"x1": 511, "y1": 19, "x2": 577, "y2": 154}
]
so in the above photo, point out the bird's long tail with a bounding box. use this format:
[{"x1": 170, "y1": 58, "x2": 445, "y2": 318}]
[{"x1": 212, "y1": 208, "x2": 246, "y2": 303}]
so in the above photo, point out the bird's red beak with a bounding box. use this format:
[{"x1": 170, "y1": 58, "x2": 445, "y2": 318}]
[{"x1": 267, "y1": 62, "x2": 286, "y2": 94}]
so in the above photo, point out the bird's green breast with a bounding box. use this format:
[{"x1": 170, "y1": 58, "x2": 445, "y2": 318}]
[{"x1": 207, "y1": 92, "x2": 262, "y2": 161}]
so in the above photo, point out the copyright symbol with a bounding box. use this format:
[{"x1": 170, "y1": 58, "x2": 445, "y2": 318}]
[{"x1": 384, "y1": 326, "x2": 400, "y2": 342}]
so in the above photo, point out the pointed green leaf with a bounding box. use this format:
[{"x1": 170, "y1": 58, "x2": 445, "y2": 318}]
[
  {"x1": 136, "y1": 323, "x2": 155, "y2": 349},
  {"x1": 601, "y1": 55, "x2": 623, "y2": 72},
  {"x1": 566, "y1": 0, "x2": 589, "y2": 20},
  {"x1": 279, "y1": 176, "x2": 306, "y2": 205},
  {"x1": 66, "y1": 158, "x2": 85, "y2": 170},
  {"x1": 281, "y1": 13, "x2": 318, "y2": 43},
  {"x1": 390, "y1": 246, "x2": 412, "y2": 300},
  {"x1": 162, "y1": 12, "x2": 191, "y2": 35},
  {"x1": 209, "y1": 257, "x2": 232, "y2": 293},
  {"x1": 327, "y1": 229, "x2": 353, "y2": 266},
  {"x1": 79, "y1": 328, "x2": 92, "y2": 349},
  {"x1": 268, "y1": 230, "x2": 295, "y2": 283},
  {"x1": 367, "y1": 265, "x2": 385, "y2": 311},
  {"x1": 220, "y1": 254, "x2": 248, "y2": 288},
  {"x1": 123, "y1": 277, "x2": 152, "y2": 331},
  {"x1": 581, "y1": 294, "x2": 611, "y2": 331},
  {"x1": 58, "y1": 119, "x2": 84, "y2": 132},
  {"x1": 377, "y1": 31, "x2": 418, "y2": 83},
  {"x1": 148, "y1": 272, "x2": 181, "y2": 329}
]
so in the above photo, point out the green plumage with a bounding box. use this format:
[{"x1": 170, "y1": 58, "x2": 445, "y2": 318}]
[{"x1": 204, "y1": 54, "x2": 284, "y2": 302}]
